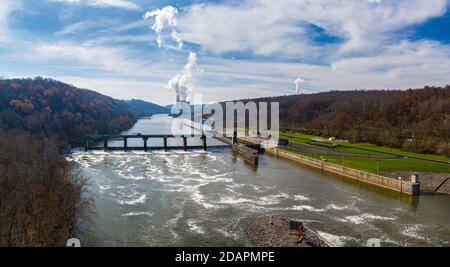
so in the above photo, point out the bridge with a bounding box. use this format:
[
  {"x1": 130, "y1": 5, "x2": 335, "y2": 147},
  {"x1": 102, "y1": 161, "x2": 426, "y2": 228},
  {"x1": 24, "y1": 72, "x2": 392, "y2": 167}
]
[
  {"x1": 81, "y1": 132, "x2": 261, "y2": 166},
  {"x1": 83, "y1": 134, "x2": 217, "y2": 152}
]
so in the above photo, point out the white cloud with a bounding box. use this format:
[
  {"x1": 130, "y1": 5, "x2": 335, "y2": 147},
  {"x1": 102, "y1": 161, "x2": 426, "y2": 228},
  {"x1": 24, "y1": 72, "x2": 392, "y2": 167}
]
[
  {"x1": 178, "y1": 2, "x2": 313, "y2": 56},
  {"x1": 178, "y1": 0, "x2": 449, "y2": 56},
  {"x1": 34, "y1": 42, "x2": 143, "y2": 75},
  {"x1": 0, "y1": 0, "x2": 15, "y2": 45},
  {"x1": 3, "y1": 0, "x2": 450, "y2": 105},
  {"x1": 194, "y1": 84, "x2": 284, "y2": 103},
  {"x1": 11, "y1": 39, "x2": 450, "y2": 104},
  {"x1": 55, "y1": 20, "x2": 103, "y2": 36},
  {"x1": 48, "y1": 0, "x2": 140, "y2": 10},
  {"x1": 198, "y1": 40, "x2": 450, "y2": 97},
  {"x1": 85, "y1": 34, "x2": 154, "y2": 45},
  {"x1": 53, "y1": 76, "x2": 171, "y2": 104}
]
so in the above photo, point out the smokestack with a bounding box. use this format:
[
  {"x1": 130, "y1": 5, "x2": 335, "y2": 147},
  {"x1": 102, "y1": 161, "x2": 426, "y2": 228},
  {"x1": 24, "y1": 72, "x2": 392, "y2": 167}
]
[{"x1": 176, "y1": 94, "x2": 180, "y2": 103}]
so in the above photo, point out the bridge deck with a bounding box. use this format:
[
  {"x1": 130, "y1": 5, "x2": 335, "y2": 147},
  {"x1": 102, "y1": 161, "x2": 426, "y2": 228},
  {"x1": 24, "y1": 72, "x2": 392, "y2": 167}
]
[
  {"x1": 85, "y1": 134, "x2": 206, "y2": 139},
  {"x1": 82, "y1": 133, "x2": 230, "y2": 152}
]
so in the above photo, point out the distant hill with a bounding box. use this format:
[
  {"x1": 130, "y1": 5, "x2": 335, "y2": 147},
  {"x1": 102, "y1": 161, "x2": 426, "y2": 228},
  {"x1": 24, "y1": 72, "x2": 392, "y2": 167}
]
[
  {"x1": 122, "y1": 99, "x2": 169, "y2": 117},
  {"x1": 225, "y1": 86, "x2": 450, "y2": 156},
  {"x1": 0, "y1": 77, "x2": 165, "y2": 143},
  {"x1": 165, "y1": 104, "x2": 205, "y2": 116}
]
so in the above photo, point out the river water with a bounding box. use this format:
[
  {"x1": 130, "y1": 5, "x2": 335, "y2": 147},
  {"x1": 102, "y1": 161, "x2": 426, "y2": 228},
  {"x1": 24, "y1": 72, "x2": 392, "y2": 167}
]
[{"x1": 69, "y1": 115, "x2": 450, "y2": 247}]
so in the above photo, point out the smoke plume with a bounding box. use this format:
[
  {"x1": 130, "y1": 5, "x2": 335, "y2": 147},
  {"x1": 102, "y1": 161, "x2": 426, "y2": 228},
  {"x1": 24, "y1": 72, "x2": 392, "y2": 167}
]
[
  {"x1": 167, "y1": 52, "x2": 197, "y2": 101},
  {"x1": 295, "y1": 78, "x2": 305, "y2": 94},
  {"x1": 143, "y1": 6, "x2": 183, "y2": 48}
]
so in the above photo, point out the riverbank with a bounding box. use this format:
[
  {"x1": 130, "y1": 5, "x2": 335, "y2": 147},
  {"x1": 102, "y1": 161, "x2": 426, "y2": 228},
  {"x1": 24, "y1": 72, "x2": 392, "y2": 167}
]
[
  {"x1": 245, "y1": 216, "x2": 330, "y2": 247},
  {"x1": 0, "y1": 129, "x2": 88, "y2": 246},
  {"x1": 264, "y1": 147, "x2": 420, "y2": 195}
]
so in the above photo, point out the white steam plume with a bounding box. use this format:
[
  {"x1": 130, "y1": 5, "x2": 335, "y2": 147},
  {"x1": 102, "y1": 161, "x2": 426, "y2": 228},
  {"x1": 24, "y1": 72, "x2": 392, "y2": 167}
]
[
  {"x1": 143, "y1": 6, "x2": 183, "y2": 48},
  {"x1": 171, "y1": 29, "x2": 183, "y2": 48},
  {"x1": 167, "y1": 52, "x2": 197, "y2": 101},
  {"x1": 295, "y1": 78, "x2": 305, "y2": 94}
]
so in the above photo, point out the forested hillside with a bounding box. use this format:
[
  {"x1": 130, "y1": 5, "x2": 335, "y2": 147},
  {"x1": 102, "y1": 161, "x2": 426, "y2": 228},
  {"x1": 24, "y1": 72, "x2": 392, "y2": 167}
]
[
  {"x1": 0, "y1": 77, "x2": 163, "y2": 246},
  {"x1": 250, "y1": 86, "x2": 450, "y2": 156},
  {"x1": 121, "y1": 99, "x2": 169, "y2": 118},
  {"x1": 0, "y1": 77, "x2": 137, "y2": 143},
  {"x1": 0, "y1": 129, "x2": 88, "y2": 246}
]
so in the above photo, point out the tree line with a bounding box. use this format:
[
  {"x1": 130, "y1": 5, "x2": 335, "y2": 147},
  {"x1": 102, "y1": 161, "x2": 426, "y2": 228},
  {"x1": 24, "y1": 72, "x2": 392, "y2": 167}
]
[
  {"x1": 0, "y1": 77, "x2": 159, "y2": 246},
  {"x1": 225, "y1": 86, "x2": 450, "y2": 156}
]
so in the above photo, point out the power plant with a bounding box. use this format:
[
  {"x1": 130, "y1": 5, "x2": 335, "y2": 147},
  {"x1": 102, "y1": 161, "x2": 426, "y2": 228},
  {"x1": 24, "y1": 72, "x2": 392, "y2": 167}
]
[{"x1": 170, "y1": 94, "x2": 190, "y2": 117}]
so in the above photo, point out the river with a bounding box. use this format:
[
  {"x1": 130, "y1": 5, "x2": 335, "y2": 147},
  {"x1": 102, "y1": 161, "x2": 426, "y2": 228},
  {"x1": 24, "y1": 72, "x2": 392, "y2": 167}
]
[{"x1": 68, "y1": 115, "x2": 450, "y2": 247}]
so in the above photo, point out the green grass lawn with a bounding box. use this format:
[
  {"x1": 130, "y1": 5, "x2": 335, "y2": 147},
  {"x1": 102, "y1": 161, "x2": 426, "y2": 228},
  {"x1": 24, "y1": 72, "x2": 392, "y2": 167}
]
[
  {"x1": 280, "y1": 132, "x2": 319, "y2": 141},
  {"x1": 280, "y1": 132, "x2": 315, "y2": 145},
  {"x1": 280, "y1": 131, "x2": 450, "y2": 175},
  {"x1": 332, "y1": 146, "x2": 388, "y2": 157},
  {"x1": 234, "y1": 130, "x2": 450, "y2": 174},
  {"x1": 283, "y1": 147, "x2": 450, "y2": 175},
  {"x1": 335, "y1": 141, "x2": 450, "y2": 163},
  {"x1": 281, "y1": 132, "x2": 387, "y2": 156}
]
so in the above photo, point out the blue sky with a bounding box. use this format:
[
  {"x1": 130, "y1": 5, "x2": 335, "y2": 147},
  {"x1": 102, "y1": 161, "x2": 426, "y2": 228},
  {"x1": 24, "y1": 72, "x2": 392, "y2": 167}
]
[{"x1": 1, "y1": 0, "x2": 450, "y2": 104}]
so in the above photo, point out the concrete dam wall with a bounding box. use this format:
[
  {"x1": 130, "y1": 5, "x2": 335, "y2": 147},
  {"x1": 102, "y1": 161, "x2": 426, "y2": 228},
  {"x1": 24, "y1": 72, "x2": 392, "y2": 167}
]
[{"x1": 265, "y1": 148, "x2": 420, "y2": 196}]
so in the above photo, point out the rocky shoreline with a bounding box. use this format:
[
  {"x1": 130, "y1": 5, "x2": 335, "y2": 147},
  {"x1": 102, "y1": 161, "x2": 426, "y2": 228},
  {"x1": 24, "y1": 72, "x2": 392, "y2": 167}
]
[{"x1": 245, "y1": 216, "x2": 330, "y2": 247}]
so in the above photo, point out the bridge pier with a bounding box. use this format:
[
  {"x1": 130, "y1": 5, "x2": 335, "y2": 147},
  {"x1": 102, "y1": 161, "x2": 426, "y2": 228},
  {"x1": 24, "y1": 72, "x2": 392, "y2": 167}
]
[
  {"x1": 143, "y1": 137, "x2": 148, "y2": 152},
  {"x1": 201, "y1": 135, "x2": 207, "y2": 151},
  {"x1": 232, "y1": 131, "x2": 238, "y2": 145},
  {"x1": 103, "y1": 137, "x2": 108, "y2": 150},
  {"x1": 123, "y1": 137, "x2": 128, "y2": 151},
  {"x1": 182, "y1": 136, "x2": 187, "y2": 151},
  {"x1": 163, "y1": 136, "x2": 168, "y2": 152}
]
